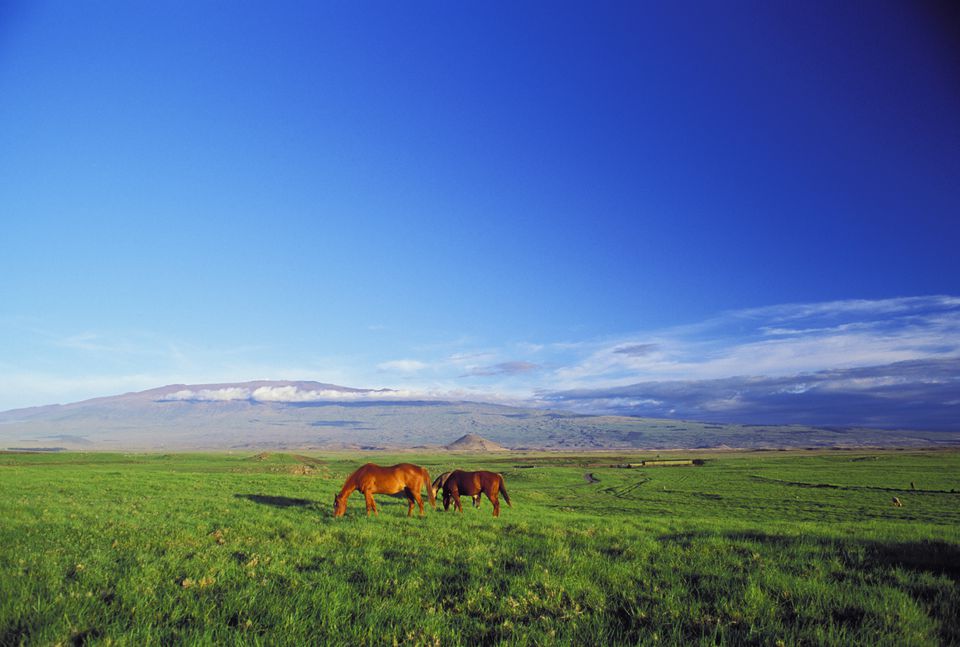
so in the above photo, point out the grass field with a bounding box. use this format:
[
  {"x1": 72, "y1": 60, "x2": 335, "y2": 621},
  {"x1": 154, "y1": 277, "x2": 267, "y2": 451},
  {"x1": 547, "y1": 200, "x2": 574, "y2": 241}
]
[{"x1": 2, "y1": 449, "x2": 959, "y2": 646}]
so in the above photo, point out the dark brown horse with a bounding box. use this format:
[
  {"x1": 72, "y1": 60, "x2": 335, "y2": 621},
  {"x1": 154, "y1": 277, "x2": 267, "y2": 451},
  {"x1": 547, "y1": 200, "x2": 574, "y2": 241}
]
[
  {"x1": 432, "y1": 471, "x2": 482, "y2": 508},
  {"x1": 333, "y1": 463, "x2": 435, "y2": 517},
  {"x1": 433, "y1": 470, "x2": 511, "y2": 517}
]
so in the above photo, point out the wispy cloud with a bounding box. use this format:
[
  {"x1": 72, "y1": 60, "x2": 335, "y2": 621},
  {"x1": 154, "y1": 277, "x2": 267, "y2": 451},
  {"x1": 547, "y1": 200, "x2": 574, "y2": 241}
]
[
  {"x1": 463, "y1": 361, "x2": 541, "y2": 377},
  {"x1": 551, "y1": 295, "x2": 960, "y2": 387},
  {"x1": 158, "y1": 384, "x2": 518, "y2": 405},
  {"x1": 54, "y1": 332, "x2": 138, "y2": 353},
  {"x1": 539, "y1": 358, "x2": 960, "y2": 430},
  {"x1": 165, "y1": 387, "x2": 252, "y2": 402},
  {"x1": 535, "y1": 296, "x2": 960, "y2": 428},
  {"x1": 376, "y1": 359, "x2": 428, "y2": 373},
  {"x1": 448, "y1": 351, "x2": 497, "y2": 364},
  {"x1": 3, "y1": 296, "x2": 958, "y2": 430},
  {"x1": 162, "y1": 385, "x2": 409, "y2": 403},
  {"x1": 613, "y1": 344, "x2": 659, "y2": 357},
  {"x1": 734, "y1": 295, "x2": 960, "y2": 322}
]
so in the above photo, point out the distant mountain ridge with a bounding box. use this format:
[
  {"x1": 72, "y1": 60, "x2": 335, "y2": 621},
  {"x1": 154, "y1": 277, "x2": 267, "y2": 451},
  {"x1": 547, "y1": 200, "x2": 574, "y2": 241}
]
[
  {"x1": 2, "y1": 381, "x2": 367, "y2": 413},
  {"x1": 1, "y1": 380, "x2": 958, "y2": 451}
]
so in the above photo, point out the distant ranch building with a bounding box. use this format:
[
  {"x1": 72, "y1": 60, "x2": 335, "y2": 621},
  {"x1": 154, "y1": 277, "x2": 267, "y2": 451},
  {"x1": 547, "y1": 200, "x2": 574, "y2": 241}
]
[{"x1": 615, "y1": 459, "x2": 705, "y2": 468}]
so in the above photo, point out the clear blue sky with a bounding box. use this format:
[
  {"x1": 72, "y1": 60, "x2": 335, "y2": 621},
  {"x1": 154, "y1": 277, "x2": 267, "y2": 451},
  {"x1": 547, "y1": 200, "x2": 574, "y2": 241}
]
[{"x1": 1, "y1": 2, "x2": 958, "y2": 427}]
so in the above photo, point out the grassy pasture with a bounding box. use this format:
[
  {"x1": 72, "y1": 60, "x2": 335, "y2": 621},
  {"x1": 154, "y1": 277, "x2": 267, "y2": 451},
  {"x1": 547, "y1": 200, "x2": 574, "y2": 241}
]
[{"x1": 1, "y1": 450, "x2": 958, "y2": 646}]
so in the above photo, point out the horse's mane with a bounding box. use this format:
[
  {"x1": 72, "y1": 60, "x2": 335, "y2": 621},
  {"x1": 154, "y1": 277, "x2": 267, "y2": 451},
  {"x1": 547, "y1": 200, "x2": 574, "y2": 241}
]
[{"x1": 435, "y1": 470, "x2": 457, "y2": 489}]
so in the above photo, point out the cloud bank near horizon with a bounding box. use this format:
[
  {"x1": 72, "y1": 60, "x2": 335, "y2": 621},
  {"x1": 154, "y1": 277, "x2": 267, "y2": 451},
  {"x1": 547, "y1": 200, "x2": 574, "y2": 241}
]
[
  {"x1": 538, "y1": 358, "x2": 960, "y2": 430},
  {"x1": 530, "y1": 295, "x2": 960, "y2": 429},
  {"x1": 161, "y1": 385, "x2": 416, "y2": 403},
  {"x1": 150, "y1": 296, "x2": 960, "y2": 429},
  {"x1": 3, "y1": 296, "x2": 958, "y2": 429},
  {"x1": 547, "y1": 295, "x2": 960, "y2": 386},
  {"x1": 157, "y1": 384, "x2": 515, "y2": 406}
]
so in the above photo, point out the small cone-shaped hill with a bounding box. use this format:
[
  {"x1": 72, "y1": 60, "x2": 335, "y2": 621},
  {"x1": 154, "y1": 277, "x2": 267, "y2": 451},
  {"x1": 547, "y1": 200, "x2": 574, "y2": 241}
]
[{"x1": 445, "y1": 433, "x2": 508, "y2": 451}]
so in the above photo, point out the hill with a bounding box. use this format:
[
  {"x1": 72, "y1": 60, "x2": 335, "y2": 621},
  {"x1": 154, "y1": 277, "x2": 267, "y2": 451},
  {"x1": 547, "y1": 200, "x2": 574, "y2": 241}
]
[
  {"x1": 445, "y1": 433, "x2": 507, "y2": 452},
  {"x1": 1, "y1": 380, "x2": 958, "y2": 451}
]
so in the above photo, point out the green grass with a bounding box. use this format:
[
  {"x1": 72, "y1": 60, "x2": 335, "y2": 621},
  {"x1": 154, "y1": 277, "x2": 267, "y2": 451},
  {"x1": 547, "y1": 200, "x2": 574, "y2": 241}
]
[{"x1": 1, "y1": 450, "x2": 958, "y2": 645}]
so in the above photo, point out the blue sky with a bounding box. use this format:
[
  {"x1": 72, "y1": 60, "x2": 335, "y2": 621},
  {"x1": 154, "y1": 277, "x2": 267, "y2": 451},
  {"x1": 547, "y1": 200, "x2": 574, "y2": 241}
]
[{"x1": 1, "y1": 3, "x2": 958, "y2": 428}]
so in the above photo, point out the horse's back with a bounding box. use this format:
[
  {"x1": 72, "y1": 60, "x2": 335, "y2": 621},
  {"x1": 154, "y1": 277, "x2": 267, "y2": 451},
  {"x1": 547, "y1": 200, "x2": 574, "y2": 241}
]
[
  {"x1": 390, "y1": 463, "x2": 429, "y2": 483},
  {"x1": 352, "y1": 462, "x2": 428, "y2": 493},
  {"x1": 476, "y1": 470, "x2": 501, "y2": 490},
  {"x1": 349, "y1": 462, "x2": 379, "y2": 477},
  {"x1": 352, "y1": 462, "x2": 415, "y2": 477},
  {"x1": 445, "y1": 469, "x2": 498, "y2": 494}
]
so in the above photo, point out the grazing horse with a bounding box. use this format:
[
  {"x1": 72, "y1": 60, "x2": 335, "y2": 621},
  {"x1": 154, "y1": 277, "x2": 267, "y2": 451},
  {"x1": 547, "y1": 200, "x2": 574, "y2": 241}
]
[
  {"x1": 333, "y1": 463, "x2": 435, "y2": 517},
  {"x1": 432, "y1": 471, "x2": 482, "y2": 508},
  {"x1": 434, "y1": 470, "x2": 512, "y2": 517}
]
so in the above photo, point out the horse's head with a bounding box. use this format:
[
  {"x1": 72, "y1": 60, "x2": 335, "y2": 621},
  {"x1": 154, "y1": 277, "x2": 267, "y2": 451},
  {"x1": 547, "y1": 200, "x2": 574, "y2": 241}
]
[
  {"x1": 333, "y1": 492, "x2": 347, "y2": 517},
  {"x1": 431, "y1": 471, "x2": 451, "y2": 500}
]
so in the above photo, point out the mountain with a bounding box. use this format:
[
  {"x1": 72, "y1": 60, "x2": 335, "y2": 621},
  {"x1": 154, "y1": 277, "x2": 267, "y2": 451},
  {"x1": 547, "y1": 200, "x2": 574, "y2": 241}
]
[
  {"x1": 1, "y1": 380, "x2": 958, "y2": 451},
  {"x1": 445, "y1": 434, "x2": 507, "y2": 452}
]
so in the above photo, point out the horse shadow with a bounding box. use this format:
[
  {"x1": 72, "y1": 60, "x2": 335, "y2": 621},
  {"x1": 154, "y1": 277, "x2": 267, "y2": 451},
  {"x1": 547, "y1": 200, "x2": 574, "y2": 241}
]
[
  {"x1": 235, "y1": 492, "x2": 437, "y2": 521},
  {"x1": 234, "y1": 493, "x2": 315, "y2": 508}
]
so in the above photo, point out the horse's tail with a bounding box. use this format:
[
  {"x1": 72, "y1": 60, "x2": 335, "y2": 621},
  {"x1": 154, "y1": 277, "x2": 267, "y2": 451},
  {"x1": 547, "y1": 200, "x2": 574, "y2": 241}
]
[
  {"x1": 423, "y1": 468, "x2": 436, "y2": 508},
  {"x1": 498, "y1": 474, "x2": 512, "y2": 507}
]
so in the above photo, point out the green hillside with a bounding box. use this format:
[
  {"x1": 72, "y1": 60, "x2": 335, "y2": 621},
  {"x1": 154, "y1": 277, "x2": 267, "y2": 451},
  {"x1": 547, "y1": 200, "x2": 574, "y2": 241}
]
[{"x1": 2, "y1": 450, "x2": 958, "y2": 645}]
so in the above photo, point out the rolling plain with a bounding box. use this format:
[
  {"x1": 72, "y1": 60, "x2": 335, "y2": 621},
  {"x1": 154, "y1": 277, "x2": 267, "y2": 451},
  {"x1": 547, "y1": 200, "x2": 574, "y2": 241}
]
[{"x1": 2, "y1": 449, "x2": 959, "y2": 645}]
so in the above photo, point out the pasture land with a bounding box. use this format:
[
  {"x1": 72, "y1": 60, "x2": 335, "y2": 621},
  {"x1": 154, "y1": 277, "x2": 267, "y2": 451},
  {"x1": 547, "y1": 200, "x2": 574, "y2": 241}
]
[{"x1": 1, "y1": 449, "x2": 959, "y2": 645}]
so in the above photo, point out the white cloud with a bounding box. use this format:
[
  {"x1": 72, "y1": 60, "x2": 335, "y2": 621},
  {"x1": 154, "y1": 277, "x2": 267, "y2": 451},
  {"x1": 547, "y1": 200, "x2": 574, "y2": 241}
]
[
  {"x1": 701, "y1": 395, "x2": 745, "y2": 412},
  {"x1": 165, "y1": 388, "x2": 250, "y2": 401},
  {"x1": 158, "y1": 384, "x2": 484, "y2": 404},
  {"x1": 515, "y1": 342, "x2": 545, "y2": 354},
  {"x1": 463, "y1": 361, "x2": 541, "y2": 377},
  {"x1": 776, "y1": 383, "x2": 812, "y2": 395},
  {"x1": 55, "y1": 332, "x2": 132, "y2": 353},
  {"x1": 551, "y1": 295, "x2": 960, "y2": 388},
  {"x1": 251, "y1": 386, "x2": 408, "y2": 402},
  {"x1": 734, "y1": 295, "x2": 960, "y2": 322},
  {"x1": 448, "y1": 351, "x2": 497, "y2": 364},
  {"x1": 3, "y1": 295, "x2": 957, "y2": 421},
  {"x1": 377, "y1": 359, "x2": 428, "y2": 373},
  {"x1": 539, "y1": 358, "x2": 960, "y2": 429}
]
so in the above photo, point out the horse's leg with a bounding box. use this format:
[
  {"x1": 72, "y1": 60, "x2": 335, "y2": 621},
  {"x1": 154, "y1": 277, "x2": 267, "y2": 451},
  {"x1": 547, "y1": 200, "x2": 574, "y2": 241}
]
[
  {"x1": 412, "y1": 487, "x2": 425, "y2": 516},
  {"x1": 451, "y1": 486, "x2": 463, "y2": 513},
  {"x1": 484, "y1": 482, "x2": 501, "y2": 517},
  {"x1": 364, "y1": 490, "x2": 377, "y2": 516}
]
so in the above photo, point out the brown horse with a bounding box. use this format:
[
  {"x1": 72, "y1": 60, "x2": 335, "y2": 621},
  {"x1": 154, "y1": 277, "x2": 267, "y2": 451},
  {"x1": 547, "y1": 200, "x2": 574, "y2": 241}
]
[
  {"x1": 432, "y1": 471, "x2": 482, "y2": 508},
  {"x1": 333, "y1": 463, "x2": 435, "y2": 517},
  {"x1": 433, "y1": 470, "x2": 511, "y2": 517}
]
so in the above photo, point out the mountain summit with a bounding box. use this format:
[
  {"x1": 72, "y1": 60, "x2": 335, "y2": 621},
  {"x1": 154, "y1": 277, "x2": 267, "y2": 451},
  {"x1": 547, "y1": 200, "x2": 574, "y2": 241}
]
[
  {"x1": 445, "y1": 434, "x2": 507, "y2": 452},
  {"x1": 1, "y1": 380, "x2": 955, "y2": 451}
]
